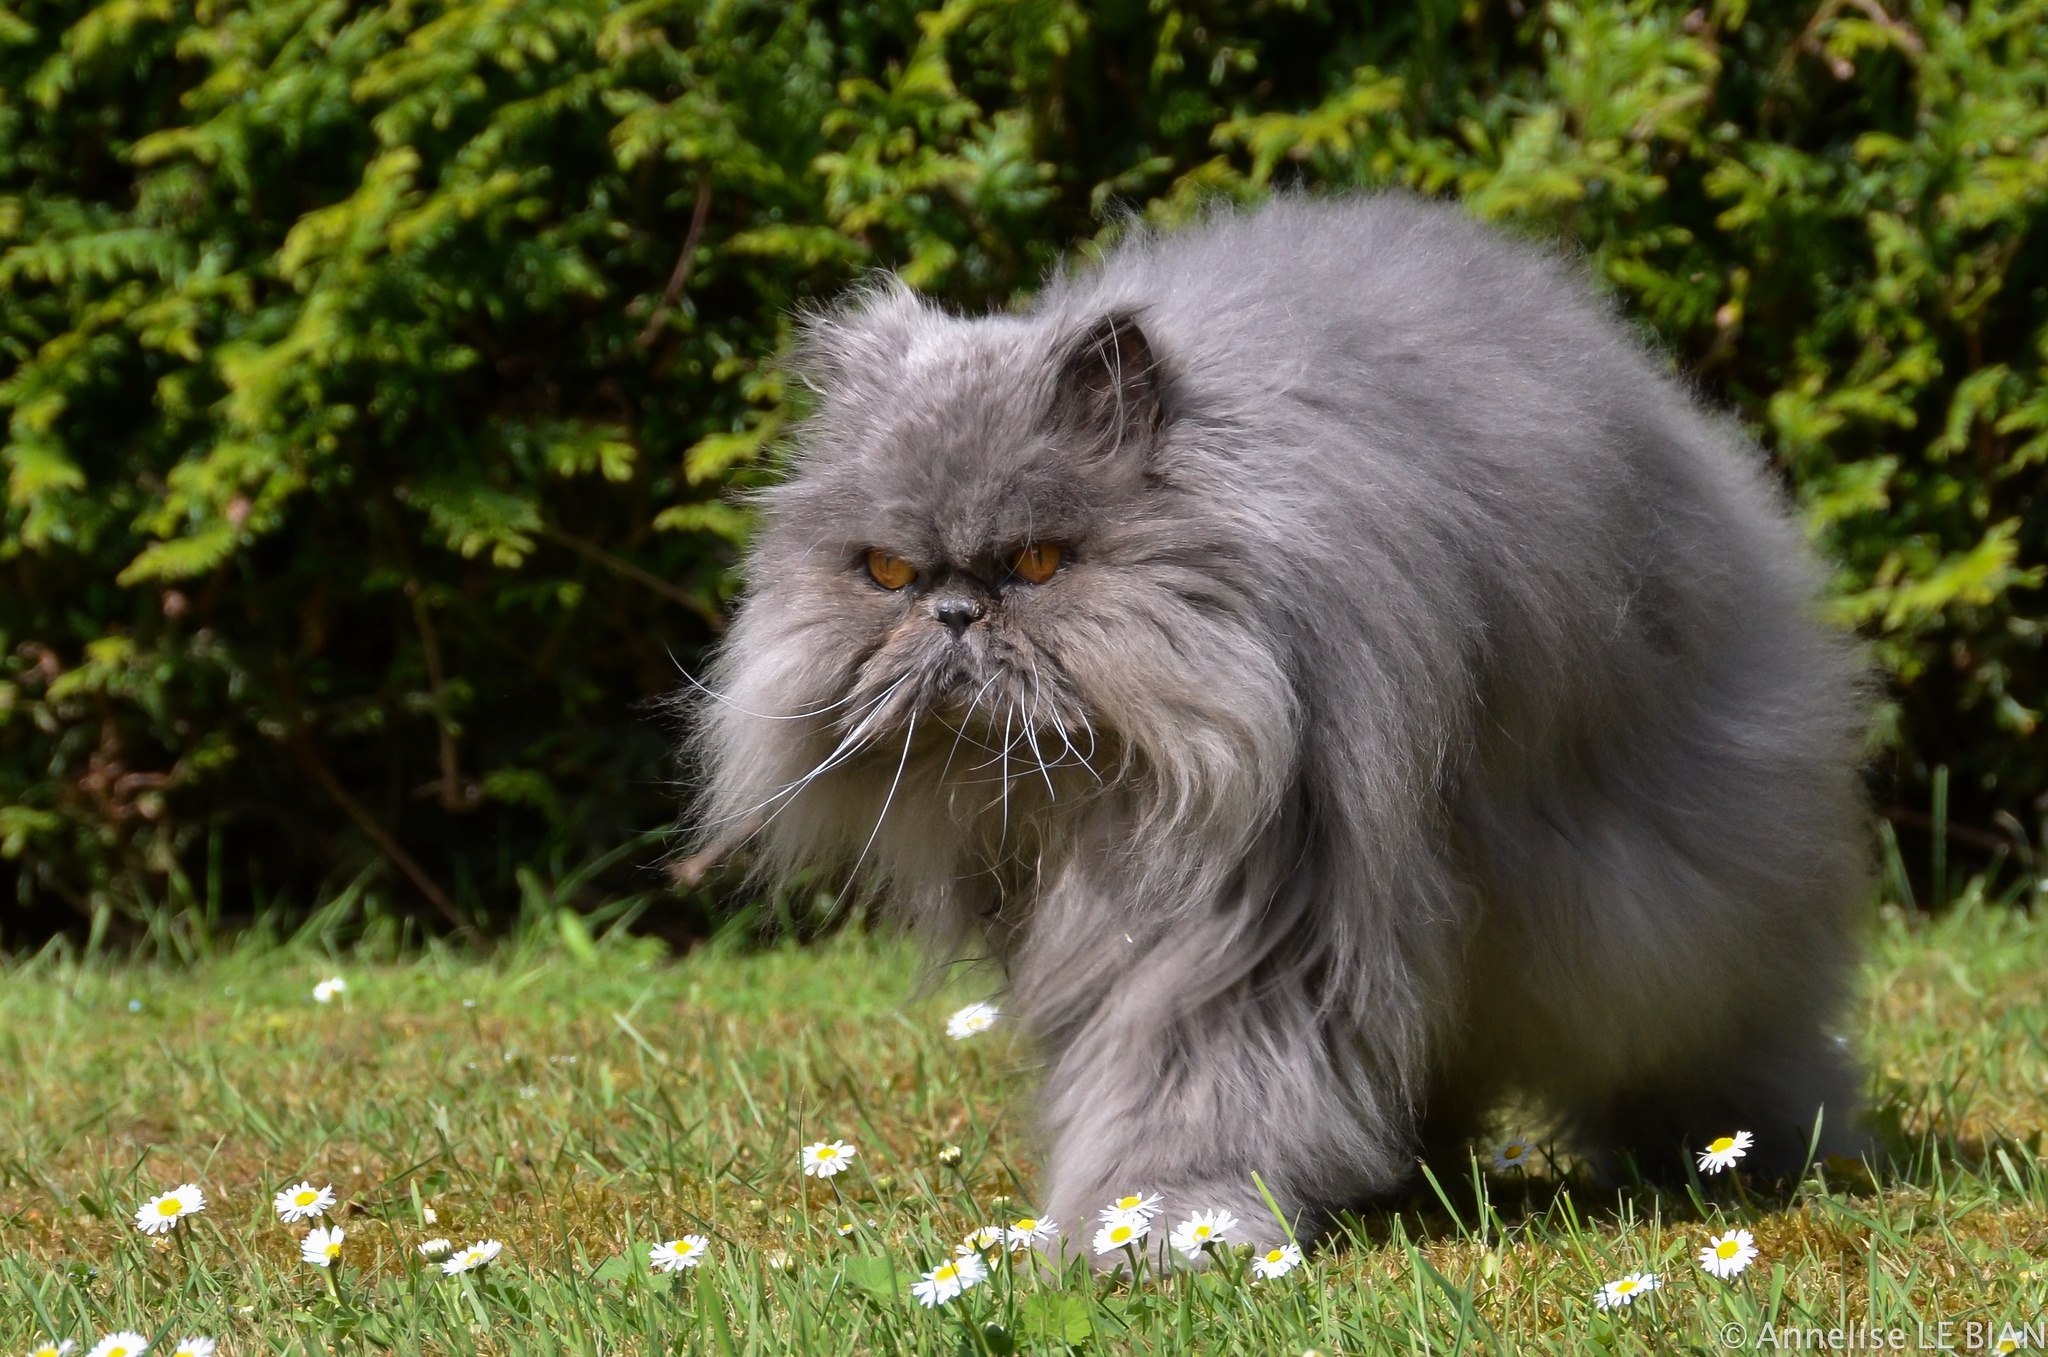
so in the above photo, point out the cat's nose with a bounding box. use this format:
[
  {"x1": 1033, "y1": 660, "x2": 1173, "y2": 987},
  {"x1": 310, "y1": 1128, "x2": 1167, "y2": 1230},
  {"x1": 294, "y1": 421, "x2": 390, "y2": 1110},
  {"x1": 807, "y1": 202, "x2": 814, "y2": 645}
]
[{"x1": 932, "y1": 597, "x2": 985, "y2": 639}]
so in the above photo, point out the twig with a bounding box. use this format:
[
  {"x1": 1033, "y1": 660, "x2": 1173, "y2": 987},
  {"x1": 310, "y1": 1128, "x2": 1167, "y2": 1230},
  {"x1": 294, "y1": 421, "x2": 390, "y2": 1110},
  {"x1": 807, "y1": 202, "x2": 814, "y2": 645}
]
[
  {"x1": 407, "y1": 581, "x2": 482, "y2": 813},
  {"x1": 291, "y1": 729, "x2": 464, "y2": 929},
  {"x1": 1881, "y1": 805, "x2": 2023, "y2": 857},
  {"x1": 541, "y1": 525, "x2": 726, "y2": 632},
  {"x1": 636, "y1": 177, "x2": 714, "y2": 350}
]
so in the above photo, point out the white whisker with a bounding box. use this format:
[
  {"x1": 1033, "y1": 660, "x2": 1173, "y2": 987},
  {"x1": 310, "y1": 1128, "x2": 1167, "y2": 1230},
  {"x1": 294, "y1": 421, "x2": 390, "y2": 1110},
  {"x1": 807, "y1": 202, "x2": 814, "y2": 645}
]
[{"x1": 847, "y1": 709, "x2": 917, "y2": 890}]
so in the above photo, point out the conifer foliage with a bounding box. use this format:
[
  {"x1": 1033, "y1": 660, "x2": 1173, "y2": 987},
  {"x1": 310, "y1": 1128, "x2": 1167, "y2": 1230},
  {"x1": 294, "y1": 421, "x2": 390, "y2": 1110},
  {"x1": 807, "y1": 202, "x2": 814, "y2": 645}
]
[{"x1": 3, "y1": 0, "x2": 2046, "y2": 934}]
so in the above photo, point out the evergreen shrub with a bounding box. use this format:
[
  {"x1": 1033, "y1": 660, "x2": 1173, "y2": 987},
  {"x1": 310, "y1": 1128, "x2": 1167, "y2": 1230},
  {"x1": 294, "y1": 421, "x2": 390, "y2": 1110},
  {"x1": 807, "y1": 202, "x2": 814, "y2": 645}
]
[{"x1": 4, "y1": 0, "x2": 2046, "y2": 937}]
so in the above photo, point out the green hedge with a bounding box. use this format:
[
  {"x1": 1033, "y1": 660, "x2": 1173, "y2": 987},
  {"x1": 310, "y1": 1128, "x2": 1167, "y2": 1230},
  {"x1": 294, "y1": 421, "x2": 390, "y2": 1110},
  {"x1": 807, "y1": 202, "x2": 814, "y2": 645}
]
[{"x1": 4, "y1": 0, "x2": 2046, "y2": 938}]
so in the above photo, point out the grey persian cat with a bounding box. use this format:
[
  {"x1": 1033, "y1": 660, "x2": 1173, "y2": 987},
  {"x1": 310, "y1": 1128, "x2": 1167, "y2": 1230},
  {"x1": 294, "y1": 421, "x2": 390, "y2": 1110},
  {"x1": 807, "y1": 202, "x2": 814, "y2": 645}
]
[{"x1": 688, "y1": 194, "x2": 1869, "y2": 1256}]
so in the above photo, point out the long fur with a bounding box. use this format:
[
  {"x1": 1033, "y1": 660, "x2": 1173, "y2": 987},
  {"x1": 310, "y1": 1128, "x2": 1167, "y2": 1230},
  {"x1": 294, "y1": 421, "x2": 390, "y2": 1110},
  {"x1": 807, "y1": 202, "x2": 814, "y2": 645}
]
[{"x1": 687, "y1": 194, "x2": 1871, "y2": 1256}]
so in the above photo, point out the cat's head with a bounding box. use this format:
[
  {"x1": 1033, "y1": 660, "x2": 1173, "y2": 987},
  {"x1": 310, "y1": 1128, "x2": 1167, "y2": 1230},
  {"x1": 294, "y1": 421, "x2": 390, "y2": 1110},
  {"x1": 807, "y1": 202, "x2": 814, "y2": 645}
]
[{"x1": 687, "y1": 281, "x2": 1296, "y2": 920}]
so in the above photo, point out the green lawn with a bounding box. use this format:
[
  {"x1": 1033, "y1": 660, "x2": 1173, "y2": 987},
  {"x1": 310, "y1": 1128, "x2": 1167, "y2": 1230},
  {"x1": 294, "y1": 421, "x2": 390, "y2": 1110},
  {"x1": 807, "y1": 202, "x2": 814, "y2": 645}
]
[{"x1": 5, "y1": 888, "x2": 2048, "y2": 1355}]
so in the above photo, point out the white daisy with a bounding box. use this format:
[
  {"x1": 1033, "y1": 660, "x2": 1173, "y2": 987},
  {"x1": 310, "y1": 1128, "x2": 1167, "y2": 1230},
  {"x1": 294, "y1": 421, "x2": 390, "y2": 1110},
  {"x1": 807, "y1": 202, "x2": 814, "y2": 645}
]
[
  {"x1": 909, "y1": 1251, "x2": 987, "y2": 1307},
  {"x1": 312, "y1": 977, "x2": 346, "y2": 1003},
  {"x1": 1098, "y1": 1191, "x2": 1163, "y2": 1225},
  {"x1": 441, "y1": 1238, "x2": 504, "y2": 1275},
  {"x1": 1168, "y1": 1209, "x2": 1240, "y2": 1260},
  {"x1": 28, "y1": 1341, "x2": 76, "y2": 1357},
  {"x1": 1698, "y1": 1229, "x2": 1758, "y2": 1279},
  {"x1": 134, "y1": 1183, "x2": 206, "y2": 1234},
  {"x1": 764, "y1": 1250, "x2": 791, "y2": 1270},
  {"x1": 301, "y1": 1224, "x2": 344, "y2": 1268},
  {"x1": 1994, "y1": 1327, "x2": 2029, "y2": 1354},
  {"x1": 168, "y1": 1341, "x2": 215, "y2": 1357},
  {"x1": 1696, "y1": 1131, "x2": 1753, "y2": 1175},
  {"x1": 650, "y1": 1235, "x2": 709, "y2": 1272},
  {"x1": 418, "y1": 1238, "x2": 453, "y2": 1259},
  {"x1": 1091, "y1": 1217, "x2": 1150, "y2": 1255},
  {"x1": 960, "y1": 1225, "x2": 1005, "y2": 1254},
  {"x1": 835, "y1": 1221, "x2": 858, "y2": 1237},
  {"x1": 1005, "y1": 1215, "x2": 1058, "y2": 1250},
  {"x1": 1250, "y1": 1242, "x2": 1304, "y2": 1279},
  {"x1": 85, "y1": 1337, "x2": 148, "y2": 1357},
  {"x1": 1493, "y1": 1138, "x2": 1534, "y2": 1172},
  {"x1": 1595, "y1": 1272, "x2": 1661, "y2": 1309},
  {"x1": 801, "y1": 1139, "x2": 857, "y2": 1178},
  {"x1": 946, "y1": 1002, "x2": 1000, "y2": 1040},
  {"x1": 273, "y1": 1181, "x2": 335, "y2": 1223},
  {"x1": 422, "y1": 1206, "x2": 438, "y2": 1224}
]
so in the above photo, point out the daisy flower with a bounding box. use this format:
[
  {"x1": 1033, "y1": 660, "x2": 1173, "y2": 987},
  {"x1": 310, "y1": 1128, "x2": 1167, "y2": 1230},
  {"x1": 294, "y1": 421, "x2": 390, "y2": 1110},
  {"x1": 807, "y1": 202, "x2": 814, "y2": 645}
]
[
  {"x1": 801, "y1": 1139, "x2": 857, "y2": 1178},
  {"x1": 764, "y1": 1250, "x2": 792, "y2": 1270},
  {"x1": 85, "y1": 1337, "x2": 148, "y2": 1357},
  {"x1": 28, "y1": 1341, "x2": 75, "y2": 1357},
  {"x1": 960, "y1": 1226, "x2": 1005, "y2": 1255},
  {"x1": 650, "y1": 1235, "x2": 709, "y2": 1272},
  {"x1": 1091, "y1": 1217, "x2": 1150, "y2": 1255},
  {"x1": 1594, "y1": 1272, "x2": 1661, "y2": 1309},
  {"x1": 134, "y1": 1183, "x2": 206, "y2": 1234},
  {"x1": 1698, "y1": 1229, "x2": 1758, "y2": 1280},
  {"x1": 1098, "y1": 1192, "x2": 1163, "y2": 1225},
  {"x1": 273, "y1": 1181, "x2": 335, "y2": 1223},
  {"x1": 909, "y1": 1252, "x2": 987, "y2": 1307},
  {"x1": 946, "y1": 1002, "x2": 1000, "y2": 1040},
  {"x1": 1250, "y1": 1242, "x2": 1304, "y2": 1279},
  {"x1": 1493, "y1": 1138, "x2": 1534, "y2": 1172},
  {"x1": 418, "y1": 1238, "x2": 453, "y2": 1259},
  {"x1": 311, "y1": 977, "x2": 345, "y2": 1003},
  {"x1": 169, "y1": 1341, "x2": 215, "y2": 1357},
  {"x1": 301, "y1": 1224, "x2": 344, "y2": 1268},
  {"x1": 1006, "y1": 1215, "x2": 1058, "y2": 1250},
  {"x1": 441, "y1": 1239, "x2": 504, "y2": 1275},
  {"x1": 1696, "y1": 1131, "x2": 1753, "y2": 1175},
  {"x1": 1168, "y1": 1210, "x2": 1240, "y2": 1261}
]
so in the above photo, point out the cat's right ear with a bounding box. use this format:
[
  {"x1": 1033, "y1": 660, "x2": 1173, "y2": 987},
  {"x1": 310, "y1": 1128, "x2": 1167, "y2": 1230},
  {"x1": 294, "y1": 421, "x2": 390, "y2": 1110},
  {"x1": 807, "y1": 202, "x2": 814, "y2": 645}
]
[{"x1": 1051, "y1": 310, "x2": 1165, "y2": 461}]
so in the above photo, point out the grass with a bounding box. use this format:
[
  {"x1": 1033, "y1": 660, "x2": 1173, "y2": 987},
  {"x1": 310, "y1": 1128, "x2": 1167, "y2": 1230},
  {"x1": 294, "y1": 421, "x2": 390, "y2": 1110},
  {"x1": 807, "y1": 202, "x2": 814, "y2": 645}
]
[{"x1": 5, "y1": 883, "x2": 2048, "y2": 1355}]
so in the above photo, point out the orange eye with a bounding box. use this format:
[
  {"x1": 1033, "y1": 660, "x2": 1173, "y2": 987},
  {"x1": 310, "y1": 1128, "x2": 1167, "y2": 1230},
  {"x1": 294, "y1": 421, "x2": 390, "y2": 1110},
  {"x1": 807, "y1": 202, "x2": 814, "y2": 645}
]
[
  {"x1": 865, "y1": 549, "x2": 916, "y2": 590},
  {"x1": 1011, "y1": 543, "x2": 1063, "y2": 584}
]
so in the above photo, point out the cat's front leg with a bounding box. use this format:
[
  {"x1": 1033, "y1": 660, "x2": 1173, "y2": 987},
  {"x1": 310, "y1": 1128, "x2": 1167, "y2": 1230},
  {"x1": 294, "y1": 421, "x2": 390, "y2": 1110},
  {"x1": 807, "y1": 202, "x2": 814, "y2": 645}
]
[{"x1": 1028, "y1": 976, "x2": 1419, "y2": 1270}]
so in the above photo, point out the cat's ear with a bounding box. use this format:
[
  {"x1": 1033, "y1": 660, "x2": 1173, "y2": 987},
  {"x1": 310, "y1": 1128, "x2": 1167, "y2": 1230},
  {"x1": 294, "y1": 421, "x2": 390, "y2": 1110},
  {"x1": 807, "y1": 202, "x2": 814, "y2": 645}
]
[{"x1": 1051, "y1": 310, "x2": 1164, "y2": 458}]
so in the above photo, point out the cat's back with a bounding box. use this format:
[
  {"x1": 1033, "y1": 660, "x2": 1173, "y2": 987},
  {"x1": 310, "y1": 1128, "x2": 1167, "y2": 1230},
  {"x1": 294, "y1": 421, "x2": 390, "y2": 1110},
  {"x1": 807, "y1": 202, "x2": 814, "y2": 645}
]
[{"x1": 1046, "y1": 194, "x2": 1652, "y2": 428}]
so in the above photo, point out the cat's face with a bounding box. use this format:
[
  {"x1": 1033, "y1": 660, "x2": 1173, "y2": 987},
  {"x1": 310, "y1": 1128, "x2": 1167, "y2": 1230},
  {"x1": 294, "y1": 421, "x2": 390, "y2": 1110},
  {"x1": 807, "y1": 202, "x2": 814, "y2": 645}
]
[{"x1": 693, "y1": 285, "x2": 1295, "y2": 902}]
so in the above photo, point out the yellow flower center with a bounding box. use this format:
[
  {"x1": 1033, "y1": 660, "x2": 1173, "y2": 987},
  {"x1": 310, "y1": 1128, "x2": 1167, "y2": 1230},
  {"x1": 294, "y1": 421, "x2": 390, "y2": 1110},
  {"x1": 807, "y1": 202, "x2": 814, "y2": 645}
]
[
  {"x1": 108, "y1": 1348, "x2": 131, "y2": 1357},
  {"x1": 1114, "y1": 1195, "x2": 1142, "y2": 1210},
  {"x1": 1193, "y1": 1226, "x2": 1212, "y2": 1239},
  {"x1": 1264, "y1": 1249, "x2": 1285, "y2": 1263},
  {"x1": 1504, "y1": 1144, "x2": 1524, "y2": 1159},
  {"x1": 934, "y1": 1262, "x2": 959, "y2": 1281},
  {"x1": 157, "y1": 1198, "x2": 183, "y2": 1216},
  {"x1": 1109, "y1": 1226, "x2": 1133, "y2": 1244},
  {"x1": 325, "y1": 1242, "x2": 341, "y2": 1258},
  {"x1": 1716, "y1": 1240, "x2": 1741, "y2": 1259},
  {"x1": 1707, "y1": 1136, "x2": 1736, "y2": 1154},
  {"x1": 1615, "y1": 1280, "x2": 1637, "y2": 1294},
  {"x1": 817, "y1": 1147, "x2": 838, "y2": 1160},
  {"x1": 1013, "y1": 1218, "x2": 1037, "y2": 1231},
  {"x1": 296, "y1": 1190, "x2": 318, "y2": 1205}
]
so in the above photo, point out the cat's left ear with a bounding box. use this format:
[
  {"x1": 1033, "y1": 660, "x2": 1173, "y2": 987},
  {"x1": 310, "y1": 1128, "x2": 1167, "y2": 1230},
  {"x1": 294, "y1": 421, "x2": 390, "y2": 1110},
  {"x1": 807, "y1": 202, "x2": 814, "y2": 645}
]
[{"x1": 1051, "y1": 310, "x2": 1165, "y2": 460}]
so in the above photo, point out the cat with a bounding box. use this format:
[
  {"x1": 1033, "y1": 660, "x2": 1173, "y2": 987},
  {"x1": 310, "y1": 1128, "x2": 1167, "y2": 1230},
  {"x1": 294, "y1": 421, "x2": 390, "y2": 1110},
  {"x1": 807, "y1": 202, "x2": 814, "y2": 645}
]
[{"x1": 686, "y1": 193, "x2": 1871, "y2": 1260}]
